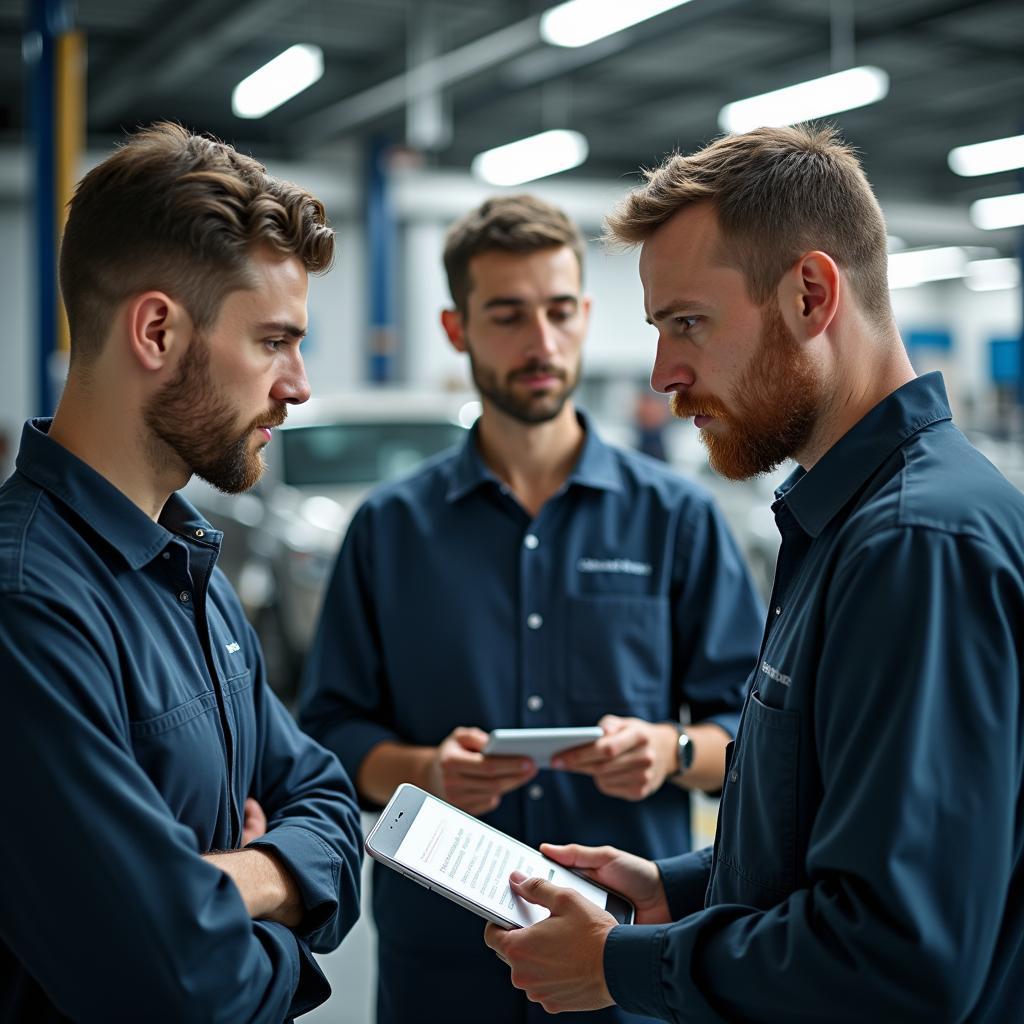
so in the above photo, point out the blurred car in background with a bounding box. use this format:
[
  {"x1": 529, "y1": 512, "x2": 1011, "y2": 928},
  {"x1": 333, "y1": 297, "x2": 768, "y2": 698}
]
[{"x1": 186, "y1": 391, "x2": 475, "y2": 701}]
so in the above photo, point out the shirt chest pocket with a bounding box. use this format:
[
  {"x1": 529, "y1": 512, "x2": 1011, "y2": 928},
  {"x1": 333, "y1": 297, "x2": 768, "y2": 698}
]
[
  {"x1": 712, "y1": 690, "x2": 801, "y2": 908},
  {"x1": 566, "y1": 594, "x2": 669, "y2": 712}
]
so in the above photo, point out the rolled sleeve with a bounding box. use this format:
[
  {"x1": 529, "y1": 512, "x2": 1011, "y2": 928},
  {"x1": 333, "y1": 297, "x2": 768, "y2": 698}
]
[
  {"x1": 299, "y1": 507, "x2": 402, "y2": 801},
  {"x1": 656, "y1": 847, "x2": 713, "y2": 921}
]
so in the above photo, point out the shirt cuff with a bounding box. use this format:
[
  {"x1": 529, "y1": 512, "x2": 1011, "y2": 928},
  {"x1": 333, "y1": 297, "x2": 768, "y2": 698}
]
[
  {"x1": 604, "y1": 923, "x2": 671, "y2": 1021},
  {"x1": 249, "y1": 824, "x2": 340, "y2": 938},
  {"x1": 318, "y1": 720, "x2": 401, "y2": 805},
  {"x1": 698, "y1": 711, "x2": 739, "y2": 740},
  {"x1": 656, "y1": 847, "x2": 712, "y2": 921}
]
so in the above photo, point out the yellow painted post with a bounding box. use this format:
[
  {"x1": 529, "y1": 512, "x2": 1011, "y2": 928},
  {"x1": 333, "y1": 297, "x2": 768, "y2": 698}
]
[{"x1": 54, "y1": 29, "x2": 84, "y2": 357}]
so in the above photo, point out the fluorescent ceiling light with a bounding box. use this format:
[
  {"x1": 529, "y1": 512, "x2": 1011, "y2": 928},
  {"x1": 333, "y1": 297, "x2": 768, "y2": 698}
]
[
  {"x1": 887, "y1": 247, "x2": 966, "y2": 290},
  {"x1": 540, "y1": 0, "x2": 692, "y2": 48},
  {"x1": 970, "y1": 193, "x2": 1024, "y2": 231},
  {"x1": 948, "y1": 134, "x2": 1024, "y2": 177},
  {"x1": 718, "y1": 66, "x2": 889, "y2": 134},
  {"x1": 233, "y1": 44, "x2": 324, "y2": 119},
  {"x1": 471, "y1": 129, "x2": 589, "y2": 186},
  {"x1": 966, "y1": 258, "x2": 1020, "y2": 292}
]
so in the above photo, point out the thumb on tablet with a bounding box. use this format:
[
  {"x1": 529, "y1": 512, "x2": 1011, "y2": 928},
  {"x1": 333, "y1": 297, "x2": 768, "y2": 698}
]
[
  {"x1": 509, "y1": 872, "x2": 567, "y2": 912},
  {"x1": 540, "y1": 842, "x2": 609, "y2": 871}
]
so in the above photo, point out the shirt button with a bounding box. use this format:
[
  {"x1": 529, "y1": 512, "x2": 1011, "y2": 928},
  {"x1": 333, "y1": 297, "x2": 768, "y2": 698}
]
[
  {"x1": 729, "y1": 769, "x2": 739, "y2": 783},
  {"x1": 524, "y1": 534, "x2": 539, "y2": 550},
  {"x1": 774, "y1": 607, "x2": 782, "y2": 616},
  {"x1": 527, "y1": 694, "x2": 544, "y2": 712},
  {"x1": 526, "y1": 613, "x2": 543, "y2": 630},
  {"x1": 178, "y1": 591, "x2": 191, "y2": 604},
  {"x1": 162, "y1": 552, "x2": 171, "y2": 560},
  {"x1": 528, "y1": 784, "x2": 544, "y2": 800},
  {"x1": 194, "y1": 528, "x2": 205, "y2": 538}
]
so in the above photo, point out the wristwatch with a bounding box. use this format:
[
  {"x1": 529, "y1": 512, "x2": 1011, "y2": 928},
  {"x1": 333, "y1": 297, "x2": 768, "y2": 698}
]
[{"x1": 673, "y1": 725, "x2": 694, "y2": 778}]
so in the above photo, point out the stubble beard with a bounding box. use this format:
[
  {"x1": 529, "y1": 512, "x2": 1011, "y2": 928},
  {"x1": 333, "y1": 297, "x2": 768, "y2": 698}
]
[
  {"x1": 671, "y1": 303, "x2": 822, "y2": 480},
  {"x1": 144, "y1": 332, "x2": 286, "y2": 494},
  {"x1": 467, "y1": 348, "x2": 580, "y2": 426}
]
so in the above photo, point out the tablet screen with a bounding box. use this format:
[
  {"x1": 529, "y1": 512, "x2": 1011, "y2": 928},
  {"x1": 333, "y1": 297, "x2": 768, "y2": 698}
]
[{"x1": 393, "y1": 793, "x2": 608, "y2": 927}]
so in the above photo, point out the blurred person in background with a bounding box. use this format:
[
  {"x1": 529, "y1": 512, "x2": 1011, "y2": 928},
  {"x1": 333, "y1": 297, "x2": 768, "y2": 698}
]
[
  {"x1": 0, "y1": 123, "x2": 363, "y2": 1023},
  {"x1": 484, "y1": 124, "x2": 1024, "y2": 1024},
  {"x1": 299, "y1": 194, "x2": 764, "y2": 1024}
]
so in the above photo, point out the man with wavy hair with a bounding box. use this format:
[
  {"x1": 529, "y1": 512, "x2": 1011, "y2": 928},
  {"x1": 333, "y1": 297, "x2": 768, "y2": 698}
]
[
  {"x1": 0, "y1": 124, "x2": 362, "y2": 1022},
  {"x1": 485, "y1": 124, "x2": 1024, "y2": 1022}
]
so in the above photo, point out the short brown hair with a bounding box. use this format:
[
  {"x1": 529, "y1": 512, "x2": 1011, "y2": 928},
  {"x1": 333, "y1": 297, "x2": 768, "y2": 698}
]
[
  {"x1": 443, "y1": 194, "x2": 586, "y2": 312},
  {"x1": 59, "y1": 122, "x2": 335, "y2": 367},
  {"x1": 606, "y1": 123, "x2": 892, "y2": 329}
]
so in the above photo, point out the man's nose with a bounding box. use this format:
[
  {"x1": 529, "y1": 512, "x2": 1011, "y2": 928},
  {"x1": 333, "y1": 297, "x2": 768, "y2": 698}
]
[
  {"x1": 524, "y1": 312, "x2": 559, "y2": 360},
  {"x1": 272, "y1": 350, "x2": 311, "y2": 406},
  {"x1": 650, "y1": 336, "x2": 694, "y2": 395}
]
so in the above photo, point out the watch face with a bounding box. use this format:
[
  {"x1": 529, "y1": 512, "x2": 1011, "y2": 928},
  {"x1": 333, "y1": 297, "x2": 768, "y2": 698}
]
[{"x1": 679, "y1": 730, "x2": 694, "y2": 772}]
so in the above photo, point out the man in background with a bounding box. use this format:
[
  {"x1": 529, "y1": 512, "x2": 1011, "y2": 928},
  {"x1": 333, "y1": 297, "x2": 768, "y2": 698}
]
[
  {"x1": 0, "y1": 123, "x2": 363, "y2": 1022},
  {"x1": 485, "y1": 124, "x2": 1024, "y2": 1023},
  {"x1": 300, "y1": 194, "x2": 764, "y2": 1023}
]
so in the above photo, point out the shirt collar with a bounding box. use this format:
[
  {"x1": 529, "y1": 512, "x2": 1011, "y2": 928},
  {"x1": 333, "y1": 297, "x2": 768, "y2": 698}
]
[
  {"x1": 775, "y1": 372, "x2": 952, "y2": 538},
  {"x1": 445, "y1": 408, "x2": 623, "y2": 503},
  {"x1": 15, "y1": 418, "x2": 220, "y2": 570}
]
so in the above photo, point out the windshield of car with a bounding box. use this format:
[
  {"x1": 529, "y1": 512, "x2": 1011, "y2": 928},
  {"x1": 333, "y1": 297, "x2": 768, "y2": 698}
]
[{"x1": 280, "y1": 420, "x2": 467, "y2": 487}]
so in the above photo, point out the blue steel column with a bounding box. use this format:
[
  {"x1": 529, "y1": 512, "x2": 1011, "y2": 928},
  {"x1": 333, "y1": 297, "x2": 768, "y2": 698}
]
[
  {"x1": 25, "y1": 0, "x2": 75, "y2": 416},
  {"x1": 367, "y1": 137, "x2": 398, "y2": 383}
]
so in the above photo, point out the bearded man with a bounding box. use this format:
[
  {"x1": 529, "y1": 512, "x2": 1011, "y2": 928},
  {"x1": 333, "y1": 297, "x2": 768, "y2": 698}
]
[
  {"x1": 484, "y1": 125, "x2": 1024, "y2": 1024},
  {"x1": 299, "y1": 194, "x2": 764, "y2": 1024},
  {"x1": 0, "y1": 123, "x2": 362, "y2": 1023}
]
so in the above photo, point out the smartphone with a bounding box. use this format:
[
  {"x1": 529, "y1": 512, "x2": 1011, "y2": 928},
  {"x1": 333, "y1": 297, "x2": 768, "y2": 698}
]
[
  {"x1": 482, "y1": 726, "x2": 604, "y2": 768},
  {"x1": 365, "y1": 784, "x2": 635, "y2": 930}
]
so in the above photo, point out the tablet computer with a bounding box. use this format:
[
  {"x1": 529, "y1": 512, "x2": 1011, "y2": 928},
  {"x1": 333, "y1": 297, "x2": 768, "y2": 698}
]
[
  {"x1": 365, "y1": 784, "x2": 635, "y2": 930},
  {"x1": 482, "y1": 726, "x2": 604, "y2": 768}
]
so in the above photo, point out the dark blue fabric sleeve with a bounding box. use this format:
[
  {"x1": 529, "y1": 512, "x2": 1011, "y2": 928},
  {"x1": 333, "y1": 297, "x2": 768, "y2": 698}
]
[
  {"x1": 672, "y1": 493, "x2": 763, "y2": 737},
  {"x1": 604, "y1": 528, "x2": 1022, "y2": 1022},
  {"x1": 243, "y1": 618, "x2": 363, "y2": 955},
  {"x1": 656, "y1": 848, "x2": 713, "y2": 921},
  {"x1": 298, "y1": 505, "x2": 400, "y2": 807},
  {"x1": 0, "y1": 593, "x2": 326, "y2": 1023}
]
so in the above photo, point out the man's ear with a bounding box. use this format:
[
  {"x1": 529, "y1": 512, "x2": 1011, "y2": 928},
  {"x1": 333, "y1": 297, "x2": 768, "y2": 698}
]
[
  {"x1": 440, "y1": 308, "x2": 467, "y2": 354},
  {"x1": 777, "y1": 251, "x2": 839, "y2": 342},
  {"x1": 125, "y1": 292, "x2": 191, "y2": 371}
]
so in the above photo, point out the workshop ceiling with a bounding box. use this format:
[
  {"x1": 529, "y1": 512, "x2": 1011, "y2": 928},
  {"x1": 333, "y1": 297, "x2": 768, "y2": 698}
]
[{"x1": 1, "y1": 0, "x2": 1022, "y2": 223}]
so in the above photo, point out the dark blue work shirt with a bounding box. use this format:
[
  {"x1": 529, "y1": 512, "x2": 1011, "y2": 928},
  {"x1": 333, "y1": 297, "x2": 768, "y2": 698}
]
[
  {"x1": 606, "y1": 373, "x2": 1024, "y2": 1023},
  {"x1": 300, "y1": 411, "x2": 764, "y2": 1024},
  {"x1": 0, "y1": 420, "x2": 363, "y2": 1024}
]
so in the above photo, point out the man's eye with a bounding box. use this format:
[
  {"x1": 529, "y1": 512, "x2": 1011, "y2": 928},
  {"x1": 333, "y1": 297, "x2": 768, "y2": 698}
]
[
  {"x1": 492, "y1": 314, "x2": 521, "y2": 326},
  {"x1": 265, "y1": 338, "x2": 286, "y2": 351},
  {"x1": 674, "y1": 316, "x2": 700, "y2": 331}
]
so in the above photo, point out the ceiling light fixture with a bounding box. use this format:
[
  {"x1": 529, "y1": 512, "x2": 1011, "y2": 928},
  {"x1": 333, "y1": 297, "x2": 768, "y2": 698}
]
[
  {"x1": 970, "y1": 193, "x2": 1024, "y2": 231},
  {"x1": 948, "y1": 134, "x2": 1024, "y2": 177},
  {"x1": 887, "y1": 247, "x2": 966, "y2": 290},
  {"x1": 965, "y1": 258, "x2": 1020, "y2": 293},
  {"x1": 540, "y1": 0, "x2": 693, "y2": 49},
  {"x1": 718, "y1": 66, "x2": 889, "y2": 134},
  {"x1": 233, "y1": 44, "x2": 324, "y2": 120},
  {"x1": 471, "y1": 129, "x2": 589, "y2": 186}
]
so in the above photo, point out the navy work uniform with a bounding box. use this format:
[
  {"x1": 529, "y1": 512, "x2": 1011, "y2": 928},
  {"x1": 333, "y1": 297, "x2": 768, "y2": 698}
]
[
  {"x1": 0, "y1": 419, "x2": 364, "y2": 1023},
  {"x1": 605, "y1": 374, "x2": 1024, "y2": 1023},
  {"x1": 301, "y1": 412, "x2": 764, "y2": 1024}
]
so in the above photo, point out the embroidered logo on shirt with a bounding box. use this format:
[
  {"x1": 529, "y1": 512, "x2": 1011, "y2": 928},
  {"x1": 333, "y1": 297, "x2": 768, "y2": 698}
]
[
  {"x1": 760, "y1": 660, "x2": 791, "y2": 687},
  {"x1": 576, "y1": 557, "x2": 652, "y2": 577},
  {"x1": 225, "y1": 641, "x2": 241, "y2": 654}
]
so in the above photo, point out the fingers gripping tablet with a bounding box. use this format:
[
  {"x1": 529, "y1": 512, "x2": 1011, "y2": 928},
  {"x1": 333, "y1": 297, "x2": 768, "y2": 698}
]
[{"x1": 365, "y1": 784, "x2": 635, "y2": 929}]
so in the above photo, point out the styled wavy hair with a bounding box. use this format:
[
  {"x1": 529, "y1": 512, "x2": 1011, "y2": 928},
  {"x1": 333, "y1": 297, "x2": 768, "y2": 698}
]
[{"x1": 59, "y1": 121, "x2": 335, "y2": 366}]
